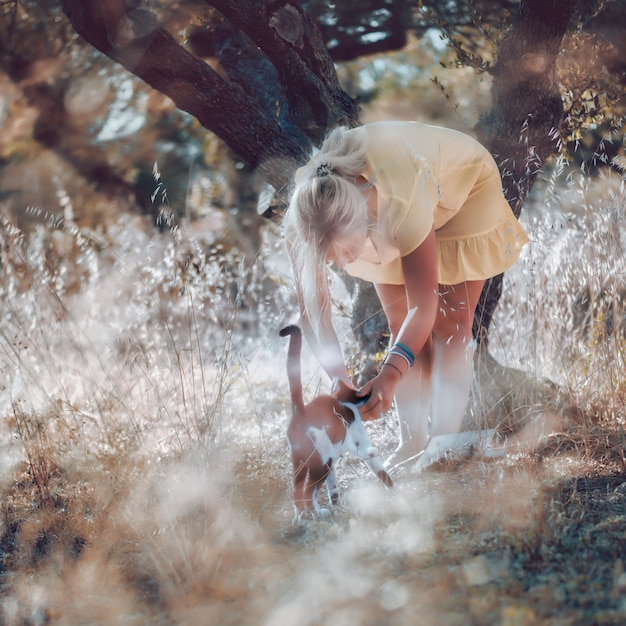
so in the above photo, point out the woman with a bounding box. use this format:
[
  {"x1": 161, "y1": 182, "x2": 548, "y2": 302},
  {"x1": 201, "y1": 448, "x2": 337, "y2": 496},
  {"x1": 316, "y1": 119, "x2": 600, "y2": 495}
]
[{"x1": 283, "y1": 121, "x2": 528, "y2": 469}]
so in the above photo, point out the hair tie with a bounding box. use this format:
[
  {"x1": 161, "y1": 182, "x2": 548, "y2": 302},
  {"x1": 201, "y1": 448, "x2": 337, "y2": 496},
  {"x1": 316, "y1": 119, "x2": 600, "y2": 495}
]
[{"x1": 316, "y1": 163, "x2": 333, "y2": 178}]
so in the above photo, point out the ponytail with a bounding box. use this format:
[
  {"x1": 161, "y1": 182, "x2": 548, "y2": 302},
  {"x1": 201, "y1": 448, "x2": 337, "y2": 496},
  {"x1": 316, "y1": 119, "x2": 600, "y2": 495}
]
[{"x1": 283, "y1": 126, "x2": 369, "y2": 335}]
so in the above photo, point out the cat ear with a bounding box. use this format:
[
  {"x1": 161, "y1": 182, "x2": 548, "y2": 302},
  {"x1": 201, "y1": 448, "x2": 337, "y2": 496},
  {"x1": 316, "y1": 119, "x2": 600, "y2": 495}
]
[{"x1": 333, "y1": 380, "x2": 361, "y2": 404}]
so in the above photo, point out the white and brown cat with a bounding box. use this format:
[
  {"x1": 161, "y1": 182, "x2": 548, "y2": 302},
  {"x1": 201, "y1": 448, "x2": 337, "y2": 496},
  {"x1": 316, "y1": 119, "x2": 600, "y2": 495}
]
[{"x1": 280, "y1": 325, "x2": 393, "y2": 519}]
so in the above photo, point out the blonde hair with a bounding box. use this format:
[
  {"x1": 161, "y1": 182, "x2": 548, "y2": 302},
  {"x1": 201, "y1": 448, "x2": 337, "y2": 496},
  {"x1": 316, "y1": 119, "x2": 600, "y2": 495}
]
[{"x1": 283, "y1": 126, "x2": 369, "y2": 335}]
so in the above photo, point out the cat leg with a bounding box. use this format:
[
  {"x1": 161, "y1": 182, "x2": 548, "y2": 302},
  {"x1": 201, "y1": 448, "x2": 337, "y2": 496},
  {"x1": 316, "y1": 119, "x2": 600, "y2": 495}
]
[
  {"x1": 363, "y1": 453, "x2": 394, "y2": 488},
  {"x1": 325, "y1": 466, "x2": 340, "y2": 506},
  {"x1": 349, "y1": 422, "x2": 394, "y2": 488},
  {"x1": 293, "y1": 477, "x2": 312, "y2": 521}
]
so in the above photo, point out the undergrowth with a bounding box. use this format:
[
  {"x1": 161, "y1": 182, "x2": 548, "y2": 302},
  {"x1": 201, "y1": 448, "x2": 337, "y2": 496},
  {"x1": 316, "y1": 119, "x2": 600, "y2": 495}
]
[
  {"x1": 0, "y1": 164, "x2": 625, "y2": 624},
  {"x1": 492, "y1": 166, "x2": 626, "y2": 423}
]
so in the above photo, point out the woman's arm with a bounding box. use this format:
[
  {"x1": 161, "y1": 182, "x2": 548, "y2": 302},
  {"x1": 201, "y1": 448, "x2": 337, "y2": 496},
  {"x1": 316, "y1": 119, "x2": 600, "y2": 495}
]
[
  {"x1": 359, "y1": 227, "x2": 439, "y2": 419},
  {"x1": 394, "y1": 226, "x2": 439, "y2": 361}
]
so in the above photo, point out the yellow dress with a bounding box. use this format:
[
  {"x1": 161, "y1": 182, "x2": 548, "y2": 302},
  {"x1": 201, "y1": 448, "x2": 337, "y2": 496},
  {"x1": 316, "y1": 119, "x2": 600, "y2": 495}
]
[{"x1": 344, "y1": 121, "x2": 529, "y2": 285}]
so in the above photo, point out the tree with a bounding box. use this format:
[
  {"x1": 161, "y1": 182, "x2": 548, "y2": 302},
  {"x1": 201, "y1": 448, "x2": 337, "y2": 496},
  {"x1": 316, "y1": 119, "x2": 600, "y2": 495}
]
[
  {"x1": 60, "y1": 0, "x2": 360, "y2": 195},
  {"x1": 472, "y1": 0, "x2": 579, "y2": 347},
  {"x1": 55, "y1": 0, "x2": 626, "y2": 374}
]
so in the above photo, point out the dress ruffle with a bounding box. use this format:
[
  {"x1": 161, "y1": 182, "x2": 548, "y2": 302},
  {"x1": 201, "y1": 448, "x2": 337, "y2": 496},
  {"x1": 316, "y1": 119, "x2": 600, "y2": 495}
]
[
  {"x1": 436, "y1": 207, "x2": 528, "y2": 285},
  {"x1": 345, "y1": 204, "x2": 528, "y2": 286}
]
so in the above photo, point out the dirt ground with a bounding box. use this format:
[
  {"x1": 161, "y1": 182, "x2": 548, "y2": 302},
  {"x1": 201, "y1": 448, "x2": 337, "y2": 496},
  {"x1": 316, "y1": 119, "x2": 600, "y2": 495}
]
[
  {"x1": 1, "y1": 407, "x2": 626, "y2": 625},
  {"x1": 228, "y1": 420, "x2": 626, "y2": 626}
]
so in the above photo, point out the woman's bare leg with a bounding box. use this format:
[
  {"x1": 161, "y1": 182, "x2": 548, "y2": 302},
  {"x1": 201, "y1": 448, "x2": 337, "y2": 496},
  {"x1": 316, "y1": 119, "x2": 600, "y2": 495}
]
[
  {"x1": 374, "y1": 280, "x2": 484, "y2": 469},
  {"x1": 422, "y1": 280, "x2": 484, "y2": 466},
  {"x1": 385, "y1": 337, "x2": 433, "y2": 467},
  {"x1": 374, "y1": 283, "x2": 433, "y2": 468}
]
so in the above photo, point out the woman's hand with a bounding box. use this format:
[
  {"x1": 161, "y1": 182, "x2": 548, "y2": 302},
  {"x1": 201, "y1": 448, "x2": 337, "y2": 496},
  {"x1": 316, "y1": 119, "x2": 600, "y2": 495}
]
[{"x1": 357, "y1": 364, "x2": 403, "y2": 421}]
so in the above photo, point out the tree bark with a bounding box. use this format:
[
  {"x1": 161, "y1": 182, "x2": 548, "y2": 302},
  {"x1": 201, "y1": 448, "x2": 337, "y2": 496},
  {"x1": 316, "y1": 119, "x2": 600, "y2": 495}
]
[
  {"x1": 207, "y1": 0, "x2": 360, "y2": 140},
  {"x1": 60, "y1": 0, "x2": 310, "y2": 191},
  {"x1": 473, "y1": 0, "x2": 578, "y2": 347}
]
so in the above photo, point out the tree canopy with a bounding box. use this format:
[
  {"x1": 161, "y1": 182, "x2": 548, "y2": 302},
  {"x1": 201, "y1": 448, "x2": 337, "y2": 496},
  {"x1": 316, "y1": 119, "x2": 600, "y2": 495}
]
[
  {"x1": 3, "y1": 1, "x2": 624, "y2": 204},
  {"x1": 54, "y1": 1, "x2": 625, "y2": 193}
]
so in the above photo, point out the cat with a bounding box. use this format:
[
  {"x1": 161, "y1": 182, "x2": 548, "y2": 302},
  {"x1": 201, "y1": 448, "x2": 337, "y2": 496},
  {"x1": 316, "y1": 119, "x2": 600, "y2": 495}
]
[{"x1": 280, "y1": 325, "x2": 393, "y2": 519}]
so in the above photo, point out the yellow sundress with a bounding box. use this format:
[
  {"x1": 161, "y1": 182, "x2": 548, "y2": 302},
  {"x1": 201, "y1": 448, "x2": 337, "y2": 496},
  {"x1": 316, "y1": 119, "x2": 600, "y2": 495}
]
[{"x1": 344, "y1": 121, "x2": 529, "y2": 285}]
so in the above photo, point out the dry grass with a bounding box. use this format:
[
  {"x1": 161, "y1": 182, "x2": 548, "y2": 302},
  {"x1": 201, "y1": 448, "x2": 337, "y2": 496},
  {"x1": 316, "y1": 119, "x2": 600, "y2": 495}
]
[{"x1": 1, "y1": 167, "x2": 626, "y2": 625}]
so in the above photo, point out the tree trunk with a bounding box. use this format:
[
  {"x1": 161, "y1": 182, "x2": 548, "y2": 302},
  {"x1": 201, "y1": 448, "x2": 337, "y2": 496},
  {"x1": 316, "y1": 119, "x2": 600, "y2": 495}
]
[
  {"x1": 207, "y1": 0, "x2": 360, "y2": 140},
  {"x1": 464, "y1": 0, "x2": 580, "y2": 433},
  {"x1": 473, "y1": 0, "x2": 578, "y2": 348}
]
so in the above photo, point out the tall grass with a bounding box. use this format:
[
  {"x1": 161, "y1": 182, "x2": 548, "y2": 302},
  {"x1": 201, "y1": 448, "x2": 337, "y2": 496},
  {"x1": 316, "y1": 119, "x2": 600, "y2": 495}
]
[
  {"x1": 0, "y1": 164, "x2": 625, "y2": 624},
  {"x1": 0, "y1": 201, "x2": 297, "y2": 622},
  {"x1": 492, "y1": 166, "x2": 626, "y2": 423}
]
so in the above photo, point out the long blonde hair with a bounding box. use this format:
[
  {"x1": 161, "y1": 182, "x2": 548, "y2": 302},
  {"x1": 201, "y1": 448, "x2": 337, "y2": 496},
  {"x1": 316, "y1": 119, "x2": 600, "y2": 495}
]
[{"x1": 283, "y1": 126, "x2": 369, "y2": 335}]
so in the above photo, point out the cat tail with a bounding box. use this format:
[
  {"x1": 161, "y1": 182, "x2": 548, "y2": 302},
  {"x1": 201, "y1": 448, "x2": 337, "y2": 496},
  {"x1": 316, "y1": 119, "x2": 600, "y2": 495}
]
[{"x1": 279, "y1": 325, "x2": 306, "y2": 416}]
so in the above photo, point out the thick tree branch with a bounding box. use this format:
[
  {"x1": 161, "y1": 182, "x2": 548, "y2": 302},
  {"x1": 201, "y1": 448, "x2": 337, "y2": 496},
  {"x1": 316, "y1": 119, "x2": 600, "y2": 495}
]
[
  {"x1": 207, "y1": 0, "x2": 360, "y2": 140},
  {"x1": 60, "y1": 0, "x2": 308, "y2": 190}
]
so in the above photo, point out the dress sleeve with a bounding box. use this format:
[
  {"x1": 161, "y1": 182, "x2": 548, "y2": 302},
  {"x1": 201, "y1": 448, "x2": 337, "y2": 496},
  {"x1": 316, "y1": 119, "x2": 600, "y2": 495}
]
[{"x1": 387, "y1": 155, "x2": 441, "y2": 257}]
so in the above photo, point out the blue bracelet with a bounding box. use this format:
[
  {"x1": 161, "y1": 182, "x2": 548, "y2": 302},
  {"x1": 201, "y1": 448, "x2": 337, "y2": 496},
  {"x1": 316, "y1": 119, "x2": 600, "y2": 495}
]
[
  {"x1": 394, "y1": 342, "x2": 415, "y2": 362},
  {"x1": 387, "y1": 349, "x2": 412, "y2": 370},
  {"x1": 388, "y1": 342, "x2": 415, "y2": 368}
]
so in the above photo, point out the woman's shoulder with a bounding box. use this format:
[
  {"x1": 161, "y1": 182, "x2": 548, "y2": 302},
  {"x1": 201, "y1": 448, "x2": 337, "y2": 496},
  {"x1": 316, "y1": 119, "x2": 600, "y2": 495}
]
[
  {"x1": 362, "y1": 120, "x2": 475, "y2": 142},
  {"x1": 359, "y1": 122, "x2": 440, "y2": 184}
]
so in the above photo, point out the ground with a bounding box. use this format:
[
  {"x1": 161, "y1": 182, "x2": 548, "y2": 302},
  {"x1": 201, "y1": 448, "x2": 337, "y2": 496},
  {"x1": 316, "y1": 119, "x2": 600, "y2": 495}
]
[{"x1": 3, "y1": 409, "x2": 625, "y2": 626}]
